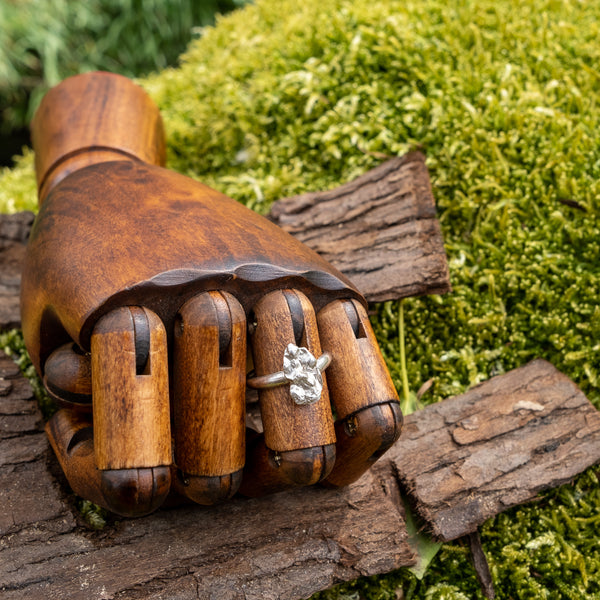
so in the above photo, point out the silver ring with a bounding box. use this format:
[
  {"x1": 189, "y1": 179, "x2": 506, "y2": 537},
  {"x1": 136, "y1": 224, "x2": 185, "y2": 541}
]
[{"x1": 247, "y1": 343, "x2": 331, "y2": 405}]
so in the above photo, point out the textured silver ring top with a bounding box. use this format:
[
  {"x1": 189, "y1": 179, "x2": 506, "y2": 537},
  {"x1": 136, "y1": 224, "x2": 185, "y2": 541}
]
[{"x1": 247, "y1": 343, "x2": 331, "y2": 405}]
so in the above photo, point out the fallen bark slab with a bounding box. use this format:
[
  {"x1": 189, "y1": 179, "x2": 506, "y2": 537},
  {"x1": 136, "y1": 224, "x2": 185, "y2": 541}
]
[
  {"x1": 3, "y1": 354, "x2": 600, "y2": 597},
  {"x1": 0, "y1": 355, "x2": 415, "y2": 600},
  {"x1": 390, "y1": 359, "x2": 600, "y2": 542},
  {"x1": 269, "y1": 152, "x2": 451, "y2": 302}
]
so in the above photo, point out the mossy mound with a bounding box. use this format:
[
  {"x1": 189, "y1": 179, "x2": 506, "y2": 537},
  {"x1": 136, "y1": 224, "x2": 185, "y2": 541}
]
[{"x1": 1, "y1": 0, "x2": 599, "y2": 597}]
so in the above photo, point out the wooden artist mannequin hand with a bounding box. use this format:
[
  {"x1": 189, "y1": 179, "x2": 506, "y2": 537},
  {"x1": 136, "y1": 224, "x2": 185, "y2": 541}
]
[{"x1": 21, "y1": 72, "x2": 402, "y2": 517}]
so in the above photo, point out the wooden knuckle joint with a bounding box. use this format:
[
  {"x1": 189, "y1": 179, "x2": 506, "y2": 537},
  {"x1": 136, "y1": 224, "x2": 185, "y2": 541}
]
[
  {"x1": 43, "y1": 342, "x2": 92, "y2": 411},
  {"x1": 239, "y1": 437, "x2": 336, "y2": 497},
  {"x1": 324, "y1": 401, "x2": 403, "y2": 488},
  {"x1": 172, "y1": 470, "x2": 243, "y2": 506}
]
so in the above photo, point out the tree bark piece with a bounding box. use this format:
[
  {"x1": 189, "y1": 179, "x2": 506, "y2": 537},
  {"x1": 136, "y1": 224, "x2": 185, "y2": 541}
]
[
  {"x1": 389, "y1": 359, "x2": 600, "y2": 542},
  {"x1": 0, "y1": 211, "x2": 34, "y2": 331},
  {"x1": 269, "y1": 152, "x2": 451, "y2": 302},
  {"x1": 3, "y1": 353, "x2": 600, "y2": 597},
  {"x1": 0, "y1": 354, "x2": 415, "y2": 600}
]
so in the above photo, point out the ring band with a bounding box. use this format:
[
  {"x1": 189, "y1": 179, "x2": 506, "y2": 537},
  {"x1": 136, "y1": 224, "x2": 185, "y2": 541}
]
[{"x1": 247, "y1": 343, "x2": 331, "y2": 405}]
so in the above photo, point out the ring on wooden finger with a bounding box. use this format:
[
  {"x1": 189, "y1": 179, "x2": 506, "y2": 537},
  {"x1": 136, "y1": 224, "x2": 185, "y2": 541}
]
[
  {"x1": 246, "y1": 344, "x2": 331, "y2": 404},
  {"x1": 317, "y1": 299, "x2": 403, "y2": 487},
  {"x1": 90, "y1": 306, "x2": 172, "y2": 516},
  {"x1": 171, "y1": 291, "x2": 246, "y2": 505},
  {"x1": 240, "y1": 289, "x2": 336, "y2": 496}
]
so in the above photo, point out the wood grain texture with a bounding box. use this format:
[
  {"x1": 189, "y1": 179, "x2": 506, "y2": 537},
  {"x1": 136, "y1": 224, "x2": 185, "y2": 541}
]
[
  {"x1": 390, "y1": 359, "x2": 600, "y2": 541},
  {"x1": 31, "y1": 72, "x2": 166, "y2": 202},
  {"x1": 173, "y1": 291, "x2": 247, "y2": 476},
  {"x1": 4, "y1": 154, "x2": 448, "y2": 338},
  {"x1": 317, "y1": 298, "x2": 399, "y2": 417},
  {"x1": 0, "y1": 354, "x2": 415, "y2": 600},
  {"x1": 91, "y1": 307, "x2": 171, "y2": 470},
  {"x1": 270, "y1": 152, "x2": 451, "y2": 303},
  {"x1": 317, "y1": 298, "x2": 402, "y2": 487},
  {"x1": 43, "y1": 343, "x2": 93, "y2": 409},
  {"x1": 22, "y1": 73, "x2": 362, "y2": 377},
  {"x1": 21, "y1": 160, "x2": 362, "y2": 376},
  {"x1": 250, "y1": 289, "x2": 335, "y2": 452},
  {"x1": 3, "y1": 352, "x2": 600, "y2": 597}
]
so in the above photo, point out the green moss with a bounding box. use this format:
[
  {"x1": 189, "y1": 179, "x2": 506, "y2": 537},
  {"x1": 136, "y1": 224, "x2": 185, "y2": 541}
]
[
  {"x1": 1, "y1": 0, "x2": 600, "y2": 596},
  {"x1": 0, "y1": 149, "x2": 37, "y2": 213},
  {"x1": 0, "y1": 329, "x2": 53, "y2": 417}
]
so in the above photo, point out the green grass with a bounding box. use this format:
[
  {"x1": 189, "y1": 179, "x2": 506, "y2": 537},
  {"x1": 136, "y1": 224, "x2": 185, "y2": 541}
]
[
  {"x1": 1, "y1": 0, "x2": 599, "y2": 597},
  {"x1": 0, "y1": 0, "x2": 248, "y2": 136}
]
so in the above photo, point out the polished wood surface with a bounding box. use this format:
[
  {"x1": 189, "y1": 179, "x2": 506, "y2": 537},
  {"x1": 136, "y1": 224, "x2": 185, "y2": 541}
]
[
  {"x1": 171, "y1": 291, "x2": 246, "y2": 504},
  {"x1": 249, "y1": 289, "x2": 336, "y2": 452},
  {"x1": 31, "y1": 72, "x2": 166, "y2": 203},
  {"x1": 91, "y1": 306, "x2": 171, "y2": 470},
  {"x1": 43, "y1": 342, "x2": 92, "y2": 409},
  {"x1": 22, "y1": 71, "x2": 402, "y2": 515},
  {"x1": 317, "y1": 299, "x2": 403, "y2": 486},
  {"x1": 21, "y1": 159, "x2": 362, "y2": 375},
  {"x1": 317, "y1": 299, "x2": 399, "y2": 417}
]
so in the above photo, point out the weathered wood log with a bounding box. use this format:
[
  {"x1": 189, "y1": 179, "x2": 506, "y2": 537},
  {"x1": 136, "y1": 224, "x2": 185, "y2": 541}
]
[
  {"x1": 270, "y1": 152, "x2": 451, "y2": 302},
  {"x1": 390, "y1": 359, "x2": 600, "y2": 541},
  {"x1": 0, "y1": 353, "x2": 415, "y2": 599},
  {"x1": 3, "y1": 352, "x2": 600, "y2": 597},
  {"x1": 0, "y1": 211, "x2": 34, "y2": 331}
]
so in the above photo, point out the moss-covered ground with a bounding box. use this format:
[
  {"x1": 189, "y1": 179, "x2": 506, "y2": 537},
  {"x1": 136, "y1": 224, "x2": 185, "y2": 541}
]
[{"x1": 1, "y1": 0, "x2": 599, "y2": 597}]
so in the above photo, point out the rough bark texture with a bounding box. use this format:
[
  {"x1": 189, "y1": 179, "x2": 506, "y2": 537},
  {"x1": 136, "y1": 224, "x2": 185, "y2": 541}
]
[
  {"x1": 0, "y1": 211, "x2": 34, "y2": 331},
  {"x1": 0, "y1": 354, "x2": 414, "y2": 600},
  {"x1": 270, "y1": 152, "x2": 451, "y2": 302},
  {"x1": 3, "y1": 354, "x2": 600, "y2": 597},
  {"x1": 390, "y1": 359, "x2": 600, "y2": 542}
]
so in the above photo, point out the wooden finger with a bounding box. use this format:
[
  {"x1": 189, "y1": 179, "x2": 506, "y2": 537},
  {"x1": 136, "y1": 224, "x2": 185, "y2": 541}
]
[
  {"x1": 90, "y1": 306, "x2": 171, "y2": 515},
  {"x1": 317, "y1": 299, "x2": 402, "y2": 487},
  {"x1": 240, "y1": 289, "x2": 336, "y2": 496},
  {"x1": 239, "y1": 436, "x2": 336, "y2": 497},
  {"x1": 46, "y1": 409, "x2": 170, "y2": 517},
  {"x1": 171, "y1": 291, "x2": 246, "y2": 505},
  {"x1": 44, "y1": 342, "x2": 92, "y2": 411}
]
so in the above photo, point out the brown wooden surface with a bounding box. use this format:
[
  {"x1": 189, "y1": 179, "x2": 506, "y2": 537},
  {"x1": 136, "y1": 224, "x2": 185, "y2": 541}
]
[
  {"x1": 21, "y1": 160, "x2": 363, "y2": 376},
  {"x1": 270, "y1": 152, "x2": 451, "y2": 303},
  {"x1": 173, "y1": 291, "x2": 247, "y2": 477},
  {"x1": 31, "y1": 72, "x2": 166, "y2": 203},
  {"x1": 4, "y1": 353, "x2": 600, "y2": 597},
  {"x1": 317, "y1": 298, "x2": 402, "y2": 487},
  {"x1": 91, "y1": 307, "x2": 171, "y2": 470},
  {"x1": 0, "y1": 153, "x2": 449, "y2": 335},
  {"x1": 23, "y1": 72, "x2": 364, "y2": 378},
  {"x1": 390, "y1": 359, "x2": 600, "y2": 541},
  {"x1": 0, "y1": 352, "x2": 415, "y2": 599},
  {"x1": 250, "y1": 289, "x2": 335, "y2": 453}
]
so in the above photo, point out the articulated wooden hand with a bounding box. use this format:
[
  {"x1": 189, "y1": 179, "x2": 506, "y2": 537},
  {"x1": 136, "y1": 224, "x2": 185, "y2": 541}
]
[{"x1": 21, "y1": 72, "x2": 402, "y2": 517}]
